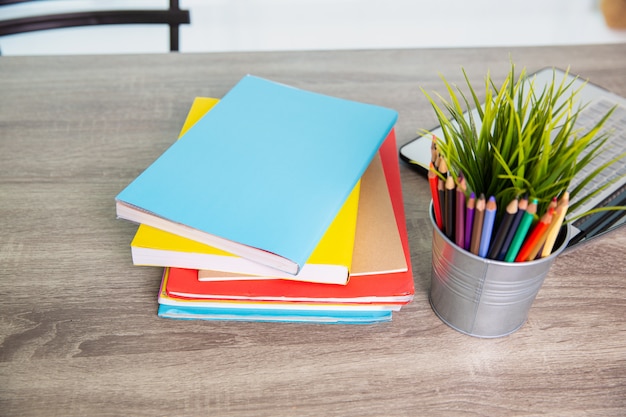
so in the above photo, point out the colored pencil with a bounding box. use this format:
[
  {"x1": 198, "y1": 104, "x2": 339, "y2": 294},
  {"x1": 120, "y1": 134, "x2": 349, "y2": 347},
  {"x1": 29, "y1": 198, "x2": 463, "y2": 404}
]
[
  {"x1": 438, "y1": 158, "x2": 448, "y2": 234},
  {"x1": 445, "y1": 173, "x2": 456, "y2": 241},
  {"x1": 428, "y1": 162, "x2": 443, "y2": 230},
  {"x1": 525, "y1": 197, "x2": 558, "y2": 260},
  {"x1": 497, "y1": 196, "x2": 528, "y2": 260},
  {"x1": 455, "y1": 176, "x2": 466, "y2": 248},
  {"x1": 505, "y1": 198, "x2": 538, "y2": 262},
  {"x1": 478, "y1": 196, "x2": 497, "y2": 258},
  {"x1": 431, "y1": 135, "x2": 439, "y2": 164},
  {"x1": 487, "y1": 196, "x2": 518, "y2": 259},
  {"x1": 540, "y1": 192, "x2": 569, "y2": 257},
  {"x1": 470, "y1": 194, "x2": 486, "y2": 255},
  {"x1": 438, "y1": 178, "x2": 445, "y2": 233},
  {"x1": 515, "y1": 206, "x2": 554, "y2": 262},
  {"x1": 437, "y1": 157, "x2": 448, "y2": 176},
  {"x1": 464, "y1": 192, "x2": 476, "y2": 251}
]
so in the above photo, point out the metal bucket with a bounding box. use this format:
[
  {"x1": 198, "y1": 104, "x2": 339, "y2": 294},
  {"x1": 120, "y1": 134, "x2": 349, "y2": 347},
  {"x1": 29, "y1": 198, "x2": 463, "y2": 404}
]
[{"x1": 429, "y1": 202, "x2": 571, "y2": 338}]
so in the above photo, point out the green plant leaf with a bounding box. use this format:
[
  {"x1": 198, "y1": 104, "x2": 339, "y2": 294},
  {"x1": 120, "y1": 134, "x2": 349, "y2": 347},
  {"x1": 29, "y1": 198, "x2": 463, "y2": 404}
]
[{"x1": 421, "y1": 63, "x2": 625, "y2": 224}]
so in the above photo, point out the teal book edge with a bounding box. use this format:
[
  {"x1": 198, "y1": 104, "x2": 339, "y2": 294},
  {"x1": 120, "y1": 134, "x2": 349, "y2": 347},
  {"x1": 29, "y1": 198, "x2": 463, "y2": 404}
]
[
  {"x1": 157, "y1": 304, "x2": 393, "y2": 324},
  {"x1": 116, "y1": 75, "x2": 398, "y2": 275}
]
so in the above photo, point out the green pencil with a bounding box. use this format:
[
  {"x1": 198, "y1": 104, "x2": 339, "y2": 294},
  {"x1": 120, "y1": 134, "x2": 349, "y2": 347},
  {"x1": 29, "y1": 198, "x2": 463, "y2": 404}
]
[{"x1": 504, "y1": 198, "x2": 538, "y2": 262}]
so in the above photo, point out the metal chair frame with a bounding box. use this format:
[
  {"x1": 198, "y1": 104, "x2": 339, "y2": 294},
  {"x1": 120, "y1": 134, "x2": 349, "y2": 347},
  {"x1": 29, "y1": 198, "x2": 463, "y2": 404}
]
[{"x1": 0, "y1": 0, "x2": 190, "y2": 52}]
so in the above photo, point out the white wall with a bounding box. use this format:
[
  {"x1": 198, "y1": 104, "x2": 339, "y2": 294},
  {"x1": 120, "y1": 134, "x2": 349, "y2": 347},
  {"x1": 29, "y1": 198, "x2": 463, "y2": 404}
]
[{"x1": 1, "y1": 0, "x2": 626, "y2": 55}]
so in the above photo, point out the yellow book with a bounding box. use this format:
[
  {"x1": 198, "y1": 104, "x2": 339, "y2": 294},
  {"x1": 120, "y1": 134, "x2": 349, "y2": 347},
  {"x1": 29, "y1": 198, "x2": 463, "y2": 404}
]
[{"x1": 130, "y1": 97, "x2": 360, "y2": 285}]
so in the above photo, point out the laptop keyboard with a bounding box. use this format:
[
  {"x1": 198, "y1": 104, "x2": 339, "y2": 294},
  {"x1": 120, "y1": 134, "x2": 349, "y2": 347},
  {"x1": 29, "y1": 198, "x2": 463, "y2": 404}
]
[{"x1": 568, "y1": 99, "x2": 626, "y2": 220}]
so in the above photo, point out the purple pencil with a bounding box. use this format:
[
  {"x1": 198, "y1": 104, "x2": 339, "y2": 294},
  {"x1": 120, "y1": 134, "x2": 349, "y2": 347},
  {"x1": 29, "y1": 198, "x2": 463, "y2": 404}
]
[{"x1": 464, "y1": 192, "x2": 476, "y2": 250}]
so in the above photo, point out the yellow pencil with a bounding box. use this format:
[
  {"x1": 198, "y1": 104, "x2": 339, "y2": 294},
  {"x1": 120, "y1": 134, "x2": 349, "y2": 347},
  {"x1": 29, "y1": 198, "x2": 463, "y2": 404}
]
[{"x1": 541, "y1": 192, "x2": 569, "y2": 257}]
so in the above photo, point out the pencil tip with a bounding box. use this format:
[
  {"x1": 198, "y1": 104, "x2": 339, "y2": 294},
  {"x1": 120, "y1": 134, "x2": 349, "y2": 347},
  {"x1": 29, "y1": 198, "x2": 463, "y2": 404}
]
[{"x1": 438, "y1": 158, "x2": 448, "y2": 173}]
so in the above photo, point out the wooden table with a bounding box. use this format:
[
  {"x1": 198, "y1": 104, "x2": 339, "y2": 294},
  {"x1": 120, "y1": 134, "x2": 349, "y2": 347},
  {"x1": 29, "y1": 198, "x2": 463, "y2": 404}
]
[{"x1": 1, "y1": 45, "x2": 625, "y2": 417}]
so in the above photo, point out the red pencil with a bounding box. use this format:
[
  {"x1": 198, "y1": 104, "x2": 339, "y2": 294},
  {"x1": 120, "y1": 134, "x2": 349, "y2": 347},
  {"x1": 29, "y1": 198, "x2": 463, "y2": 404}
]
[
  {"x1": 526, "y1": 197, "x2": 558, "y2": 260},
  {"x1": 515, "y1": 206, "x2": 555, "y2": 262},
  {"x1": 428, "y1": 162, "x2": 443, "y2": 230}
]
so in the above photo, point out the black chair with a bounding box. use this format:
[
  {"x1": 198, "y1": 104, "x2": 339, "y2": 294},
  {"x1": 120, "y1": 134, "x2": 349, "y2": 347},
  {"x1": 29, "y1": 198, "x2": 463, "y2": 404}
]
[{"x1": 0, "y1": 0, "x2": 190, "y2": 52}]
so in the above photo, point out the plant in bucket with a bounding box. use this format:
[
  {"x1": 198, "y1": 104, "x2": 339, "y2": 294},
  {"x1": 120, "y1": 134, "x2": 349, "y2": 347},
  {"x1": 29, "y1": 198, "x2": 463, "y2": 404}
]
[{"x1": 421, "y1": 63, "x2": 625, "y2": 337}]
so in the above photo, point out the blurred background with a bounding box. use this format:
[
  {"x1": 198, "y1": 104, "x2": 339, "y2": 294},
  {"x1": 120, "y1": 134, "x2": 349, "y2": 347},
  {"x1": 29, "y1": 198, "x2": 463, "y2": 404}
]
[{"x1": 1, "y1": 0, "x2": 626, "y2": 55}]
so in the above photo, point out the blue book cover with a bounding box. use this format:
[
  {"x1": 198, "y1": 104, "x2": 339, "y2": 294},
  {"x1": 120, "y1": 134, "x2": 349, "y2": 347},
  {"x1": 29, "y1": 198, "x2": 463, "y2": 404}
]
[
  {"x1": 157, "y1": 304, "x2": 393, "y2": 324},
  {"x1": 116, "y1": 75, "x2": 397, "y2": 275}
]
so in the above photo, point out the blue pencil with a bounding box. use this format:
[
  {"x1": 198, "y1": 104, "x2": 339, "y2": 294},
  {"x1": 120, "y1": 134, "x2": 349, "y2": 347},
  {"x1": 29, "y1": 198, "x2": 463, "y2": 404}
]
[{"x1": 478, "y1": 196, "x2": 497, "y2": 257}]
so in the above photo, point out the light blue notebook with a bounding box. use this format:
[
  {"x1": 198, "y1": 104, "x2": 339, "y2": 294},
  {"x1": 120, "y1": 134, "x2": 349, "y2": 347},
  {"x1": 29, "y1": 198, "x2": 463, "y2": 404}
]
[
  {"x1": 157, "y1": 304, "x2": 393, "y2": 324},
  {"x1": 116, "y1": 75, "x2": 397, "y2": 275}
]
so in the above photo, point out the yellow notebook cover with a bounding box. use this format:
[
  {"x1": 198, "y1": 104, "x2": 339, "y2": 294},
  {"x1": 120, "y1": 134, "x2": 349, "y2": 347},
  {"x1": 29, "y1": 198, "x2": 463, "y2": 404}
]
[{"x1": 131, "y1": 97, "x2": 360, "y2": 285}]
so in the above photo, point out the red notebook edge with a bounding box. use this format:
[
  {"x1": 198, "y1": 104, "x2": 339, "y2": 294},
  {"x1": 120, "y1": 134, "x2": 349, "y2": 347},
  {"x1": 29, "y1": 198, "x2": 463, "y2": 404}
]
[{"x1": 378, "y1": 128, "x2": 414, "y2": 280}]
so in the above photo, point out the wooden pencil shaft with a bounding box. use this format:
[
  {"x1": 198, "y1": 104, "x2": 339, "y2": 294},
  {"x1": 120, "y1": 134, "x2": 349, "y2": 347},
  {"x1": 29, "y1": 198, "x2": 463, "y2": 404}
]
[
  {"x1": 470, "y1": 195, "x2": 486, "y2": 255},
  {"x1": 464, "y1": 193, "x2": 476, "y2": 251}
]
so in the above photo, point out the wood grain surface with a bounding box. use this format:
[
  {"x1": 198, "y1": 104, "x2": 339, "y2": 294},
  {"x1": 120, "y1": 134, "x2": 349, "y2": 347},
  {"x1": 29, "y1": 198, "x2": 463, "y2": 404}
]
[{"x1": 1, "y1": 45, "x2": 625, "y2": 417}]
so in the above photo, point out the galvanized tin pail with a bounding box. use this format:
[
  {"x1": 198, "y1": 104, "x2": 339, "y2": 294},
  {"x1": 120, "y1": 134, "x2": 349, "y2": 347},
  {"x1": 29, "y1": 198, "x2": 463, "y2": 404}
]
[{"x1": 429, "y1": 202, "x2": 571, "y2": 338}]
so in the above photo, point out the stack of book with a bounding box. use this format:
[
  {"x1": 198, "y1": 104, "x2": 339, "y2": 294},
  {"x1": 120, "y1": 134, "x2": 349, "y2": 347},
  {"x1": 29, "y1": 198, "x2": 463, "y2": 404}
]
[{"x1": 116, "y1": 75, "x2": 414, "y2": 324}]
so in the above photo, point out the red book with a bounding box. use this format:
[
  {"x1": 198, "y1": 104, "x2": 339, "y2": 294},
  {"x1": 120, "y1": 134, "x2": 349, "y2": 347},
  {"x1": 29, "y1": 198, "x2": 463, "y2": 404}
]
[{"x1": 165, "y1": 129, "x2": 414, "y2": 305}]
